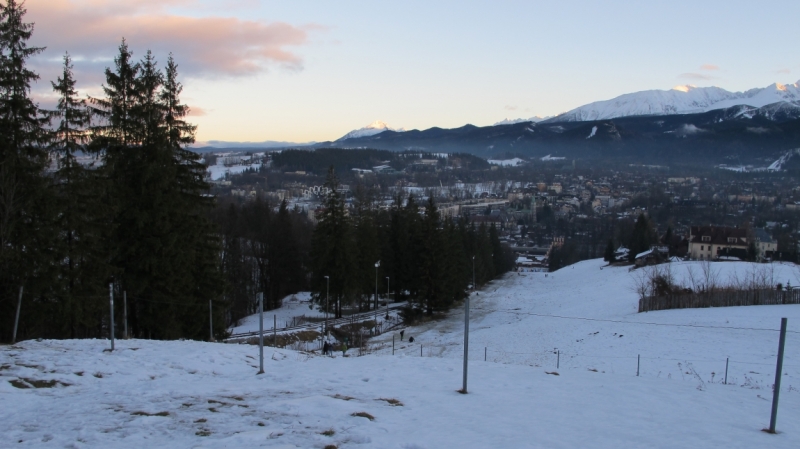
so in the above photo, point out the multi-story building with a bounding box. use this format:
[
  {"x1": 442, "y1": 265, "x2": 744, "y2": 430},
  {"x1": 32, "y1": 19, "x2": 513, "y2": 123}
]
[{"x1": 688, "y1": 226, "x2": 748, "y2": 260}]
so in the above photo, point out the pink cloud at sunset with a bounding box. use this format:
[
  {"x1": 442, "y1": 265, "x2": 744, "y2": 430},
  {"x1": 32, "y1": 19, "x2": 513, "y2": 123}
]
[{"x1": 28, "y1": 0, "x2": 317, "y2": 78}]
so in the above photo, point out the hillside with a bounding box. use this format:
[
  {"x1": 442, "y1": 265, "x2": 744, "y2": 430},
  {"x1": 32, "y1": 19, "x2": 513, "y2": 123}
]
[
  {"x1": 2, "y1": 260, "x2": 799, "y2": 448},
  {"x1": 318, "y1": 107, "x2": 800, "y2": 166}
]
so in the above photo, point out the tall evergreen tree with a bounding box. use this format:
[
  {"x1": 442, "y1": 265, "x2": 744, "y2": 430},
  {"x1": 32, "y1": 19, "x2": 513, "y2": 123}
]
[
  {"x1": 90, "y1": 44, "x2": 222, "y2": 339},
  {"x1": 628, "y1": 213, "x2": 656, "y2": 263},
  {"x1": 418, "y1": 195, "x2": 443, "y2": 315},
  {"x1": 603, "y1": 238, "x2": 616, "y2": 262},
  {"x1": 49, "y1": 53, "x2": 111, "y2": 337},
  {"x1": 310, "y1": 167, "x2": 356, "y2": 318},
  {"x1": 351, "y1": 184, "x2": 380, "y2": 311},
  {"x1": 0, "y1": 0, "x2": 52, "y2": 341}
]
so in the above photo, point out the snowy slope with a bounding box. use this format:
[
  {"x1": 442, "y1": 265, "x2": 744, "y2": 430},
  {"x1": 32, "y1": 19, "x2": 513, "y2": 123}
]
[
  {"x1": 338, "y1": 120, "x2": 405, "y2": 141},
  {"x1": 487, "y1": 157, "x2": 525, "y2": 166},
  {"x1": 3, "y1": 335, "x2": 799, "y2": 448},
  {"x1": 553, "y1": 81, "x2": 800, "y2": 122},
  {"x1": 3, "y1": 259, "x2": 799, "y2": 448},
  {"x1": 375, "y1": 259, "x2": 800, "y2": 389}
]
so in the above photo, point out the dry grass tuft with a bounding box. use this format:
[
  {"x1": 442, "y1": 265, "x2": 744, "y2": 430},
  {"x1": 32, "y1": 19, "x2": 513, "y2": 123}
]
[
  {"x1": 9, "y1": 378, "x2": 69, "y2": 389},
  {"x1": 131, "y1": 411, "x2": 169, "y2": 417},
  {"x1": 351, "y1": 411, "x2": 375, "y2": 421}
]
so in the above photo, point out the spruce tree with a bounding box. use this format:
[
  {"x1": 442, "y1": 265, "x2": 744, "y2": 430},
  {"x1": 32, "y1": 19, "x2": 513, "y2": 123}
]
[
  {"x1": 628, "y1": 213, "x2": 656, "y2": 263},
  {"x1": 0, "y1": 0, "x2": 52, "y2": 340},
  {"x1": 49, "y1": 53, "x2": 111, "y2": 337},
  {"x1": 310, "y1": 167, "x2": 356, "y2": 318},
  {"x1": 418, "y1": 195, "x2": 443, "y2": 315},
  {"x1": 603, "y1": 238, "x2": 615, "y2": 262},
  {"x1": 352, "y1": 184, "x2": 380, "y2": 311}
]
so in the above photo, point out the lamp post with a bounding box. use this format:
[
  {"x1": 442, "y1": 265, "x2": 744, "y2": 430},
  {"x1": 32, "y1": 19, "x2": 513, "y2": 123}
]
[
  {"x1": 472, "y1": 255, "x2": 476, "y2": 291},
  {"x1": 385, "y1": 276, "x2": 390, "y2": 319},
  {"x1": 324, "y1": 275, "x2": 329, "y2": 335},
  {"x1": 374, "y1": 261, "x2": 380, "y2": 311}
]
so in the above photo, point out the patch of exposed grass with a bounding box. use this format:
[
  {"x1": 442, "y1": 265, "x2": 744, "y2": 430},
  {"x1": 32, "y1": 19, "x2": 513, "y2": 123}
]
[
  {"x1": 74, "y1": 371, "x2": 84, "y2": 376},
  {"x1": 351, "y1": 412, "x2": 375, "y2": 421},
  {"x1": 131, "y1": 411, "x2": 169, "y2": 417},
  {"x1": 377, "y1": 398, "x2": 403, "y2": 406},
  {"x1": 545, "y1": 371, "x2": 560, "y2": 376},
  {"x1": 0, "y1": 364, "x2": 11, "y2": 371},
  {"x1": 195, "y1": 430, "x2": 211, "y2": 437},
  {"x1": 332, "y1": 394, "x2": 355, "y2": 401},
  {"x1": 324, "y1": 445, "x2": 338, "y2": 449},
  {"x1": 93, "y1": 373, "x2": 103, "y2": 378},
  {"x1": 194, "y1": 418, "x2": 207, "y2": 423},
  {"x1": 9, "y1": 378, "x2": 69, "y2": 389},
  {"x1": 246, "y1": 329, "x2": 322, "y2": 347},
  {"x1": 587, "y1": 368, "x2": 598, "y2": 372},
  {"x1": 17, "y1": 363, "x2": 42, "y2": 369},
  {"x1": 208, "y1": 407, "x2": 219, "y2": 413},
  {"x1": 228, "y1": 396, "x2": 245, "y2": 401},
  {"x1": 320, "y1": 428, "x2": 335, "y2": 437}
]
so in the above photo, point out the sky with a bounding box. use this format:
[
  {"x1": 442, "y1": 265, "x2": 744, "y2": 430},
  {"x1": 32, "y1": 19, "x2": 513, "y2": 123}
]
[{"x1": 26, "y1": 0, "x2": 800, "y2": 144}]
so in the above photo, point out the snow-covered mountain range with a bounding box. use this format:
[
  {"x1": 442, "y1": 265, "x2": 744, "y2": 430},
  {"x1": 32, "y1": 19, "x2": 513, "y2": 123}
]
[
  {"x1": 549, "y1": 81, "x2": 800, "y2": 122},
  {"x1": 493, "y1": 116, "x2": 551, "y2": 126},
  {"x1": 337, "y1": 120, "x2": 405, "y2": 141}
]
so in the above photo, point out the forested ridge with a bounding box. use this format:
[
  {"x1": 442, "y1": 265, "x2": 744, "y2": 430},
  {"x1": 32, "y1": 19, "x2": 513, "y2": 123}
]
[{"x1": 0, "y1": 2, "x2": 514, "y2": 342}]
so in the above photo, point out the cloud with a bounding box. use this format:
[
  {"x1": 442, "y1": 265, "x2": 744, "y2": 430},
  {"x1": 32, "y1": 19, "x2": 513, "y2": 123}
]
[
  {"x1": 187, "y1": 106, "x2": 208, "y2": 117},
  {"x1": 504, "y1": 105, "x2": 517, "y2": 111},
  {"x1": 678, "y1": 72, "x2": 715, "y2": 80},
  {"x1": 700, "y1": 64, "x2": 719, "y2": 71},
  {"x1": 776, "y1": 68, "x2": 791, "y2": 74},
  {"x1": 27, "y1": 0, "x2": 317, "y2": 82}
]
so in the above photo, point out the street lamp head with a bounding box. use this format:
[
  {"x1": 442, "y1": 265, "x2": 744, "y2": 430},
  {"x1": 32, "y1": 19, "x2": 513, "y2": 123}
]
[{"x1": 324, "y1": 275, "x2": 329, "y2": 279}]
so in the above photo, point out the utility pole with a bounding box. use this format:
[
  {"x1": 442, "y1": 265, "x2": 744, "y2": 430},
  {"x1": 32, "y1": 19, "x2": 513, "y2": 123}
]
[
  {"x1": 472, "y1": 255, "x2": 476, "y2": 291},
  {"x1": 209, "y1": 300, "x2": 214, "y2": 342},
  {"x1": 12, "y1": 286, "x2": 23, "y2": 344},
  {"x1": 109, "y1": 284, "x2": 115, "y2": 351},
  {"x1": 324, "y1": 275, "x2": 330, "y2": 335},
  {"x1": 257, "y1": 293, "x2": 264, "y2": 374},
  {"x1": 768, "y1": 317, "x2": 788, "y2": 433},
  {"x1": 461, "y1": 279, "x2": 471, "y2": 393},
  {"x1": 374, "y1": 260, "x2": 380, "y2": 318},
  {"x1": 123, "y1": 291, "x2": 128, "y2": 339},
  {"x1": 386, "y1": 276, "x2": 390, "y2": 319}
]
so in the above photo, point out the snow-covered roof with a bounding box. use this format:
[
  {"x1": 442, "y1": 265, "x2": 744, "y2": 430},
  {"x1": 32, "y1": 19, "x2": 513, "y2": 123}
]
[{"x1": 635, "y1": 249, "x2": 653, "y2": 259}]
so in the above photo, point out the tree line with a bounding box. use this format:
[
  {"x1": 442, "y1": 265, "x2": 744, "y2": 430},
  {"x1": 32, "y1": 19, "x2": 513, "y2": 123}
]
[
  {"x1": 0, "y1": 1, "x2": 221, "y2": 341},
  {"x1": 0, "y1": 2, "x2": 514, "y2": 342},
  {"x1": 307, "y1": 168, "x2": 515, "y2": 320}
]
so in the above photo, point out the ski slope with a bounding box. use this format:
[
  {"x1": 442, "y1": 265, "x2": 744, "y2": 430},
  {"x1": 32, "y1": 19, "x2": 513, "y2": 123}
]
[
  {"x1": 382, "y1": 259, "x2": 800, "y2": 388},
  {"x1": 2, "y1": 259, "x2": 799, "y2": 448}
]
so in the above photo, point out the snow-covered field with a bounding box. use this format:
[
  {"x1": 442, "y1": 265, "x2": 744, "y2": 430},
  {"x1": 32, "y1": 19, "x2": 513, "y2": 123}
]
[
  {"x1": 2, "y1": 259, "x2": 799, "y2": 448},
  {"x1": 379, "y1": 259, "x2": 800, "y2": 388},
  {"x1": 230, "y1": 292, "x2": 321, "y2": 334},
  {"x1": 207, "y1": 162, "x2": 263, "y2": 181}
]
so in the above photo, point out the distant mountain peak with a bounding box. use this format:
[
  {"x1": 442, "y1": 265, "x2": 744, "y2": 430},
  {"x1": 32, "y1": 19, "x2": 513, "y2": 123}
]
[
  {"x1": 494, "y1": 116, "x2": 551, "y2": 126},
  {"x1": 338, "y1": 120, "x2": 405, "y2": 141},
  {"x1": 548, "y1": 81, "x2": 800, "y2": 123},
  {"x1": 672, "y1": 85, "x2": 696, "y2": 93}
]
